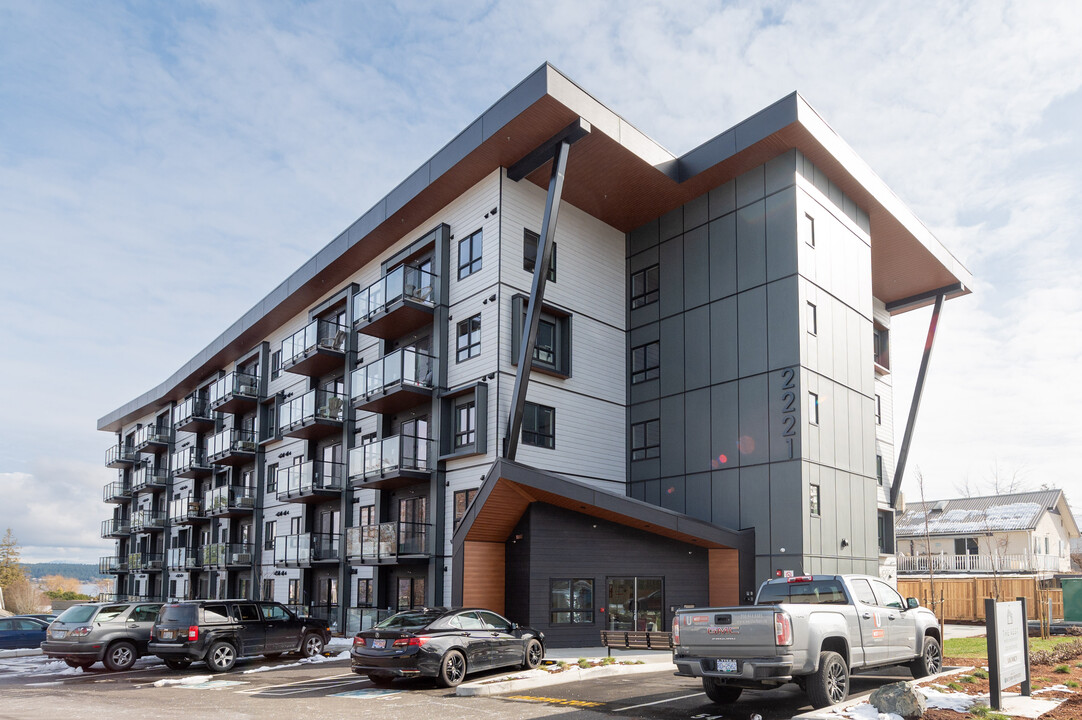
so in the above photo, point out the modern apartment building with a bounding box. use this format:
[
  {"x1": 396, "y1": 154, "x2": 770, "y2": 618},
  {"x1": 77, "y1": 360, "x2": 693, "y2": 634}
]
[{"x1": 98, "y1": 64, "x2": 971, "y2": 646}]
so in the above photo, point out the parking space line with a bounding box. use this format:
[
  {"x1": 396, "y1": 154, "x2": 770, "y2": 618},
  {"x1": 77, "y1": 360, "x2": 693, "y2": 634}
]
[
  {"x1": 612, "y1": 692, "x2": 705, "y2": 711},
  {"x1": 235, "y1": 672, "x2": 355, "y2": 694}
]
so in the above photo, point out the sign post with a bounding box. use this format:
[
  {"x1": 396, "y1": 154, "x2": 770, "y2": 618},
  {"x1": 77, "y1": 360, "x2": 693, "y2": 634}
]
[{"x1": 985, "y1": 597, "x2": 1031, "y2": 711}]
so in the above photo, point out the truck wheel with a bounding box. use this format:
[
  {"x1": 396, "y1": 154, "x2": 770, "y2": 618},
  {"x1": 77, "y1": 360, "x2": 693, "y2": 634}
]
[
  {"x1": 702, "y1": 677, "x2": 743, "y2": 703},
  {"x1": 806, "y1": 650, "x2": 849, "y2": 708},
  {"x1": 909, "y1": 636, "x2": 942, "y2": 678}
]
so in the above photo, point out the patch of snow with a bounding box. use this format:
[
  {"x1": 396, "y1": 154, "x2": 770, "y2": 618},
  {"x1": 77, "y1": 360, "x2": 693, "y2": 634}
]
[
  {"x1": 822, "y1": 702, "x2": 903, "y2": 720},
  {"x1": 1034, "y1": 684, "x2": 1075, "y2": 695},
  {"x1": 153, "y1": 675, "x2": 214, "y2": 687},
  {"x1": 918, "y1": 688, "x2": 978, "y2": 712}
]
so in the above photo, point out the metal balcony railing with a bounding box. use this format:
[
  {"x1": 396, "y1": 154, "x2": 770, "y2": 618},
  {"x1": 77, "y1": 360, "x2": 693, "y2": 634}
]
[
  {"x1": 348, "y1": 435, "x2": 433, "y2": 481},
  {"x1": 207, "y1": 428, "x2": 258, "y2": 461},
  {"x1": 173, "y1": 396, "x2": 213, "y2": 428},
  {"x1": 104, "y1": 481, "x2": 131, "y2": 503},
  {"x1": 282, "y1": 319, "x2": 347, "y2": 368},
  {"x1": 99, "y1": 556, "x2": 128, "y2": 573},
  {"x1": 172, "y1": 446, "x2": 211, "y2": 476},
  {"x1": 168, "y1": 497, "x2": 206, "y2": 523},
  {"x1": 351, "y1": 349, "x2": 435, "y2": 400},
  {"x1": 134, "y1": 423, "x2": 172, "y2": 449},
  {"x1": 204, "y1": 485, "x2": 256, "y2": 514},
  {"x1": 127, "y1": 552, "x2": 164, "y2": 571},
  {"x1": 105, "y1": 444, "x2": 137, "y2": 467},
  {"x1": 274, "y1": 533, "x2": 340, "y2": 566},
  {"x1": 130, "y1": 510, "x2": 165, "y2": 532},
  {"x1": 345, "y1": 607, "x2": 393, "y2": 634},
  {"x1": 101, "y1": 518, "x2": 130, "y2": 537},
  {"x1": 277, "y1": 460, "x2": 345, "y2": 500},
  {"x1": 208, "y1": 371, "x2": 260, "y2": 408},
  {"x1": 166, "y1": 547, "x2": 198, "y2": 570},
  {"x1": 200, "y1": 542, "x2": 255, "y2": 568},
  {"x1": 346, "y1": 521, "x2": 431, "y2": 561},
  {"x1": 132, "y1": 463, "x2": 169, "y2": 492},
  {"x1": 352, "y1": 264, "x2": 435, "y2": 325},
  {"x1": 278, "y1": 389, "x2": 345, "y2": 433}
]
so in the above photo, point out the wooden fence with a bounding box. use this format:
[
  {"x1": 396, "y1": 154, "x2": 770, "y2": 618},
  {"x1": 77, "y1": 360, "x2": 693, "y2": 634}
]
[{"x1": 897, "y1": 577, "x2": 1062, "y2": 622}]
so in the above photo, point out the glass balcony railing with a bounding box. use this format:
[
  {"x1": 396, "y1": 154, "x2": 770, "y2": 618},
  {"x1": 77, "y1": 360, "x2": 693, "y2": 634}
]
[
  {"x1": 352, "y1": 264, "x2": 436, "y2": 325},
  {"x1": 208, "y1": 371, "x2": 261, "y2": 408},
  {"x1": 274, "y1": 533, "x2": 340, "y2": 566},
  {"x1": 278, "y1": 389, "x2": 346, "y2": 433},
  {"x1": 207, "y1": 428, "x2": 258, "y2": 461},
  {"x1": 200, "y1": 542, "x2": 255, "y2": 568},
  {"x1": 127, "y1": 552, "x2": 163, "y2": 571},
  {"x1": 277, "y1": 460, "x2": 345, "y2": 500},
  {"x1": 104, "y1": 481, "x2": 131, "y2": 503},
  {"x1": 282, "y1": 319, "x2": 347, "y2": 368},
  {"x1": 132, "y1": 463, "x2": 169, "y2": 492},
  {"x1": 131, "y1": 510, "x2": 165, "y2": 532},
  {"x1": 351, "y1": 349, "x2": 435, "y2": 401},
  {"x1": 346, "y1": 607, "x2": 392, "y2": 634},
  {"x1": 172, "y1": 396, "x2": 214, "y2": 429},
  {"x1": 348, "y1": 435, "x2": 433, "y2": 482},
  {"x1": 346, "y1": 521, "x2": 431, "y2": 561},
  {"x1": 168, "y1": 496, "x2": 206, "y2": 524},
  {"x1": 105, "y1": 444, "x2": 137, "y2": 468},
  {"x1": 99, "y1": 556, "x2": 128, "y2": 574},
  {"x1": 204, "y1": 485, "x2": 256, "y2": 514},
  {"x1": 134, "y1": 424, "x2": 172, "y2": 449},
  {"x1": 101, "y1": 518, "x2": 130, "y2": 537},
  {"x1": 167, "y1": 547, "x2": 198, "y2": 571},
  {"x1": 172, "y1": 446, "x2": 211, "y2": 476}
]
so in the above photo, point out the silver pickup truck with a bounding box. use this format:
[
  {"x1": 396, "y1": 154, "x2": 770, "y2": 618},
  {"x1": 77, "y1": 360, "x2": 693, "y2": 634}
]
[{"x1": 673, "y1": 574, "x2": 941, "y2": 708}]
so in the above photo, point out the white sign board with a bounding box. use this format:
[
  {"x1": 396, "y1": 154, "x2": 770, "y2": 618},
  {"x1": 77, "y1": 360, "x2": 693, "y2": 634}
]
[{"x1": 995, "y1": 601, "x2": 1027, "y2": 690}]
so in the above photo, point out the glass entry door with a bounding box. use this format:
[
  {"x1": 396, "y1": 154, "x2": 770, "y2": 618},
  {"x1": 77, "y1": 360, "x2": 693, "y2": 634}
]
[{"x1": 607, "y1": 577, "x2": 663, "y2": 631}]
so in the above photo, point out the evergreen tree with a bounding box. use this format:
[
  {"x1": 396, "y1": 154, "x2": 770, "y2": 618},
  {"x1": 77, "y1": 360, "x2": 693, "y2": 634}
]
[{"x1": 0, "y1": 528, "x2": 24, "y2": 589}]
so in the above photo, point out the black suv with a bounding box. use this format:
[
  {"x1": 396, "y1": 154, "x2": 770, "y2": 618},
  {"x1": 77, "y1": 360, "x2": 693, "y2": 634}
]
[{"x1": 149, "y1": 600, "x2": 330, "y2": 672}]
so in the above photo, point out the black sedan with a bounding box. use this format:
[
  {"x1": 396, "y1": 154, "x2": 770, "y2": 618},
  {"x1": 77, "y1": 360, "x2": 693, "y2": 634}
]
[{"x1": 350, "y1": 607, "x2": 544, "y2": 687}]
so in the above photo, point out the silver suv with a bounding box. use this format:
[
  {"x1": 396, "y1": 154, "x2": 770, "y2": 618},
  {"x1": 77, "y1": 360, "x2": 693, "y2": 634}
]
[{"x1": 41, "y1": 601, "x2": 162, "y2": 671}]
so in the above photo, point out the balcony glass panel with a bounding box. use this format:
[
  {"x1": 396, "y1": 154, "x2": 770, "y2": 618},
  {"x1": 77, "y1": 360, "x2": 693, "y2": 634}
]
[
  {"x1": 101, "y1": 518, "x2": 130, "y2": 536},
  {"x1": 352, "y1": 264, "x2": 436, "y2": 324},
  {"x1": 132, "y1": 463, "x2": 168, "y2": 491},
  {"x1": 208, "y1": 371, "x2": 260, "y2": 406},
  {"x1": 168, "y1": 496, "x2": 205, "y2": 522},
  {"x1": 127, "y1": 552, "x2": 163, "y2": 570},
  {"x1": 104, "y1": 481, "x2": 131, "y2": 502},
  {"x1": 131, "y1": 510, "x2": 165, "y2": 532},
  {"x1": 282, "y1": 319, "x2": 347, "y2": 367},
  {"x1": 172, "y1": 396, "x2": 210, "y2": 426},
  {"x1": 278, "y1": 460, "x2": 345, "y2": 498},
  {"x1": 348, "y1": 435, "x2": 432, "y2": 481},
  {"x1": 278, "y1": 389, "x2": 345, "y2": 432},
  {"x1": 346, "y1": 607, "x2": 392, "y2": 634},
  {"x1": 105, "y1": 444, "x2": 137, "y2": 466},
  {"x1": 207, "y1": 428, "x2": 258, "y2": 457},
  {"x1": 167, "y1": 547, "x2": 196, "y2": 570},
  {"x1": 347, "y1": 522, "x2": 430, "y2": 560},
  {"x1": 134, "y1": 424, "x2": 171, "y2": 447},
  {"x1": 351, "y1": 349, "x2": 435, "y2": 400},
  {"x1": 274, "y1": 533, "x2": 339, "y2": 564},
  {"x1": 204, "y1": 485, "x2": 256, "y2": 513},
  {"x1": 172, "y1": 446, "x2": 208, "y2": 474},
  {"x1": 99, "y1": 556, "x2": 127, "y2": 573}
]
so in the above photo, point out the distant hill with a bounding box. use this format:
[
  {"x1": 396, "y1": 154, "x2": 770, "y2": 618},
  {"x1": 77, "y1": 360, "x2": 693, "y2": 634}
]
[{"x1": 21, "y1": 563, "x2": 105, "y2": 583}]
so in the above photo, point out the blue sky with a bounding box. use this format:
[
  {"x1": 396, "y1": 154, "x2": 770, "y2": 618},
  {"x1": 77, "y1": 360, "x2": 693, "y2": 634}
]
[{"x1": 1, "y1": 0, "x2": 1080, "y2": 562}]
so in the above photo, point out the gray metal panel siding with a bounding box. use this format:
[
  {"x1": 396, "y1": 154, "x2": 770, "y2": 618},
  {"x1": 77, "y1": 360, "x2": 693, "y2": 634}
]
[
  {"x1": 736, "y1": 201, "x2": 767, "y2": 292},
  {"x1": 659, "y1": 237, "x2": 684, "y2": 318},
  {"x1": 660, "y1": 315, "x2": 684, "y2": 396},
  {"x1": 683, "y1": 388, "x2": 711, "y2": 475},
  {"x1": 711, "y1": 381, "x2": 740, "y2": 471},
  {"x1": 683, "y1": 225, "x2": 710, "y2": 310},
  {"x1": 737, "y1": 286, "x2": 768, "y2": 376},
  {"x1": 708, "y1": 215, "x2": 738, "y2": 302},
  {"x1": 710, "y1": 298, "x2": 739, "y2": 383},
  {"x1": 740, "y1": 465, "x2": 771, "y2": 555},
  {"x1": 766, "y1": 278, "x2": 799, "y2": 371},
  {"x1": 685, "y1": 472, "x2": 712, "y2": 522},
  {"x1": 770, "y1": 461, "x2": 804, "y2": 556},
  {"x1": 712, "y1": 468, "x2": 740, "y2": 529},
  {"x1": 660, "y1": 206, "x2": 683, "y2": 242},
  {"x1": 660, "y1": 395, "x2": 685, "y2": 477},
  {"x1": 684, "y1": 305, "x2": 711, "y2": 391},
  {"x1": 738, "y1": 374, "x2": 769, "y2": 466},
  {"x1": 765, "y1": 188, "x2": 798, "y2": 282}
]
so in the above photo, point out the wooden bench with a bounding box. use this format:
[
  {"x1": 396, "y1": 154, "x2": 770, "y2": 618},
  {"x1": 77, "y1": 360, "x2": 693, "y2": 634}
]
[{"x1": 600, "y1": 630, "x2": 674, "y2": 654}]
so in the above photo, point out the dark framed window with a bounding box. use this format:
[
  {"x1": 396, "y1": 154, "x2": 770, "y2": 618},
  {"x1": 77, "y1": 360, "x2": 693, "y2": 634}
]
[
  {"x1": 454, "y1": 488, "x2": 479, "y2": 529},
  {"x1": 876, "y1": 454, "x2": 884, "y2": 486},
  {"x1": 522, "y1": 402, "x2": 555, "y2": 449},
  {"x1": 631, "y1": 342, "x2": 660, "y2": 384},
  {"x1": 810, "y1": 484, "x2": 820, "y2": 516},
  {"x1": 803, "y1": 212, "x2": 815, "y2": 247},
  {"x1": 807, "y1": 302, "x2": 817, "y2": 335},
  {"x1": 550, "y1": 578, "x2": 594, "y2": 624},
  {"x1": 878, "y1": 511, "x2": 893, "y2": 554},
  {"x1": 266, "y1": 464, "x2": 278, "y2": 493},
  {"x1": 457, "y1": 314, "x2": 481, "y2": 362},
  {"x1": 397, "y1": 577, "x2": 425, "y2": 610},
  {"x1": 271, "y1": 350, "x2": 282, "y2": 380},
  {"x1": 288, "y1": 579, "x2": 300, "y2": 605},
  {"x1": 523, "y1": 229, "x2": 555, "y2": 281},
  {"x1": 358, "y1": 505, "x2": 374, "y2": 527},
  {"x1": 809, "y1": 392, "x2": 819, "y2": 425},
  {"x1": 262, "y1": 578, "x2": 273, "y2": 601},
  {"x1": 356, "y1": 578, "x2": 372, "y2": 607},
  {"x1": 454, "y1": 402, "x2": 476, "y2": 448},
  {"x1": 510, "y1": 295, "x2": 571, "y2": 376},
  {"x1": 264, "y1": 520, "x2": 276, "y2": 551},
  {"x1": 873, "y1": 326, "x2": 889, "y2": 369},
  {"x1": 631, "y1": 420, "x2": 660, "y2": 460},
  {"x1": 458, "y1": 229, "x2": 483, "y2": 279},
  {"x1": 630, "y1": 265, "x2": 659, "y2": 309},
  {"x1": 535, "y1": 318, "x2": 556, "y2": 365},
  {"x1": 875, "y1": 394, "x2": 882, "y2": 424}
]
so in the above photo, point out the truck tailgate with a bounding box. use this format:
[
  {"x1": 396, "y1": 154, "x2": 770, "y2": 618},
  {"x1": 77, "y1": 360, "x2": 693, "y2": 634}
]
[{"x1": 677, "y1": 608, "x2": 782, "y2": 657}]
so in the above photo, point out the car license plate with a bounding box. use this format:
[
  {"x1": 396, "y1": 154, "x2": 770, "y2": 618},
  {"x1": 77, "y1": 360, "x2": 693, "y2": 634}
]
[
  {"x1": 716, "y1": 659, "x2": 738, "y2": 673},
  {"x1": 372, "y1": 639, "x2": 386, "y2": 649},
  {"x1": 161, "y1": 630, "x2": 176, "y2": 640},
  {"x1": 51, "y1": 630, "x2": 67, "y2": 639}
]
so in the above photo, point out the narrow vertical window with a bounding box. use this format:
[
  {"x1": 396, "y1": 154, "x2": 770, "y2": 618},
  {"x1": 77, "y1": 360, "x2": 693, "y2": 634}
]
[
  {"x1": 523, "y1": 229, "x2": 556, "y2": 281},
  {"x1": 454, "y1": 402, "x2": 476, "y2": 448},
  {"x1": 453, "y1": 488, "x2": 479, "y2": 529},
  {"x1": 876, "y1": 454, "x2": 884, "y2": 486},
  {"x1": 809, "y1": 392, "x2": 819, "y2": 425},
  {"x1": 875, "y1": 394, "x2": 882, "y2": 424},
  {"x1": 458, "y1": 229, "x2": 483, "y2": 279},
  {"x1": 810, "y1": 484, "x2": 820, "y2": 516},
  {"x1": 271, "y1": 350, "x2": 282, "y2": 380},
  {"x1": 803, "y1": 212, "x2": 815, "y2": 247},
  {"x1": 807, "y1": 302, "x2": 817, "y2": 336},
  {"x1": 456, "y1": 314, "x2": 481, "y2": 362}
]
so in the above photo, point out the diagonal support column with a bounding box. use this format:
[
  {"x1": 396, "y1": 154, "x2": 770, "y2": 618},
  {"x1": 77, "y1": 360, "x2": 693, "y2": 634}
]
[
  {"x1": 890, "y1": 292, "x2": 945, "y2": 507},
  {"x1": 503, "y1": 140, "x2": 570, "y2": 461}
]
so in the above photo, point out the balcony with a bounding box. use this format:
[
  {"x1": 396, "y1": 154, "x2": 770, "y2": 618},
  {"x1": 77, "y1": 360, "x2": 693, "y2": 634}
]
[
  {"x1": 278, "y1": 389, "x2": 345, "y2": 440},
  {"x1": 352, "y1": 264, "x2": 436, "y2": 339},
  {"x1": 346, "y1": 607, "x2": 392, "y2": 634},
  {"x1": 273, "y1": 533, "x2": 340, "y2": 567},
  {"x1": 99, "y1": 556, "x2": 128, "y2": 574},
  {"x1": 168, "y1": 497, "x2": 207, "y2": 525},
  {"x1": 127, "y1": 552, "x2": 164, "y2": 571},
  {"x1": 200, "y1": 543, "x2": 255, "y2": 569},
  {"x1": 281, "y1": 319, "x2": 347, "y2": 377},
  {"x1": 208, "y1": 371, "x2": 261, "y2": 414},
  {"x1": 277, "y1": 460, "x2": 345, "y2": 503},
  {"x1": 132, "y1": 463, "x2": 169, "y2": 493},
  {"x1": 204, "y1": 485, "x2": 256, "y2": 517},
  {"x1": 167, "y1": 547, "x2": 198, "y2": 571},
  {"x1": 130, "y1": 510, "x2": 165, "y2": 533},
  {"x1": 346, "y1": 521, "x2": 432, "y2": 563},
  {"x1": 173, "y1": 396, "x2": 216, "y2": 434},
  {"x1": 207, "y1": 428, "x2": 258, "y2": 466},
  {"x1": 348, "y1": 435, "x2": 433, "y2": 490},
  {"x1": 897, "y1": 553, "x2": 1066, "y2": 574},
  {"x1": 101, "y1": 518, "x2": 130, "y2": 538},
  {"x1": 105, "y1": 444, "x2": 137, "y2": 469},
  {"x1": 351, "y1": 349, "x2": 435, "y2": 415},
  {"x1": 103, "y1": 481, "x2": 131, "y2": 504},
  {"x1": 172, "y1": 446, "x2": 213, "y2": 479},
  {"x1": 134, "y1": 424, "x2": 172, "y2": 453}
]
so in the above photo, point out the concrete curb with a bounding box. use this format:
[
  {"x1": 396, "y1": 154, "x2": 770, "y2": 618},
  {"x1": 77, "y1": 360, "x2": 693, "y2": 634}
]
[
  {"x1": 792, "y1": 666, "x2": 972, "y2": 719},
  {"x1": 457, "y1": 661, "x2": 676, "y2": 697},
  {"x1": 0, "y1": 649, "x2": 44, "y2": 658}
]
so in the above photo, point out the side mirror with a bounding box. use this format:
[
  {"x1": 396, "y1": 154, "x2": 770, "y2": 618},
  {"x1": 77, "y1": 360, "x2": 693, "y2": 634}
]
[
  {"x1": 906, "y1": 597, "x2": 920, "y2": 609},
  {"x1": 510, "y1": 622, "x2": 520, "y2": 631}
]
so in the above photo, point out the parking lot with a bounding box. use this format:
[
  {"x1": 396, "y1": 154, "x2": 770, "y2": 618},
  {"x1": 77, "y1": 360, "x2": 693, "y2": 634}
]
[{"x1": 0, "y1": 649, "x2": 919, "y2": 720}]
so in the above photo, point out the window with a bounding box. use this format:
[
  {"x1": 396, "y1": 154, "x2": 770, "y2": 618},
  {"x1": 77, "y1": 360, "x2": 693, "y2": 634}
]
[
  {"x1": 631, "y1": 342, "x2": 660, "y2": 384},
  {"x1": 454, "y1": 488, "x2": 478, "y2": 529},
  {"x1": 454, "y1": 402, "x2": 476, "y2": 448},
  {"x1": 631, "y1": 420, "x2": 660, "y2": 460},
  {"x1": 850, "y1": 578, "x2": 877, "y2": 606},
  {"x1": 510, "y1": 295, "x2": 571, "y2": 376},
  {"x1": 955, "y1": 537, "x2": 978, "y2": 555},
  {"x1": 875, "y1": 394, "x2": 882, "y2": 424},
  {"x1": 873, "y1": 326, "x2": 890, "y2": 369},
  {"x1": 876, "y1": 455, "x2": 884, "y2": 486},
  {"x1": 456, "y1": 314, "x2": 481, "y2": 362},
  {"x1": 809, "y1": 392, "x2": 819, "y2": 425},
  {"x1": 550, "y1": 578, "x2": 593, "y2": 624},
  {"x1": 535, "y1": 318, "x2": 556, "y2": 365},
  {"x1": 204, "y1": 604, "x2": 230, "y2": 623},
  {"x1": 1045, "y1": 537, "x2": 1050, "y2": 555},
  {"x1": 260, "y1": 603, "x2": 290, "y2": 621},
  {"x1": 287, "y1": 579, "x2": 300, "y2": 605},
  {"x1": 290, "y1": 516, "x2": 301, "y2": 534},
  {"x1": 871, "y1": 579, "x2": 903, "y2": 610},
  {"x1": 271, "y1": 350, "x2": 282, "y2": 380},
  {"x1": 630, "y1": 265, "x2": 659, "y2": 309},
  {"x1": 357, "y1": 578, "x2": 372, "y2": 607},
  {"x1": 522, "y1": 402, "x2": 555, "y2": 449},
  {"x1": 264, "y1": 520, "x2": 276, "y2": 550},
  {"x1": 523, "y1": 229, "x2": 556, "y2": 281},
  {"x1": 807, "y1": 302, "x2": 817, "y2": 335},
  {"x1": 266, "y1": 464, "x2": 278, "y2": 493},
  {"x1": 803, "y1": 212, "x2": 815, "y2": 247},
  {"x1": 358, "y1": 505, "x2": 374, "y2": 527},
  {"x1": 878, "y1": 514, "x2": 886, "y2": 554},
  {"x1": 397, "y1": 577, "x2": 425, "y2": 610},
  {"x1": 458, "y1": 229, "x2": 483, "y2": 279},
  {"x1": 810, "y1": 484, "x2": 820, "y2": 516},
  {"x1": 262, "y1": 579, "x2": 274, "y2": 601}
]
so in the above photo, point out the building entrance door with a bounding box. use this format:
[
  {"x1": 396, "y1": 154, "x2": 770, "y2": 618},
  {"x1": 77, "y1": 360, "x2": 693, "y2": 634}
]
[{"x1": 606, "y1": 577, "x2": 663, "y2": 631}]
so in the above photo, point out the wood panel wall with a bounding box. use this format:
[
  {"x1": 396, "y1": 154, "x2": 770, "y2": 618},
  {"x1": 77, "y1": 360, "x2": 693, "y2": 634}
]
[
  {"x1": 462, "y1": 541, "x2": 506, "y2": 615},
  {"x1": 708, "y1": 548, "x2": 740, "y2": 607}
]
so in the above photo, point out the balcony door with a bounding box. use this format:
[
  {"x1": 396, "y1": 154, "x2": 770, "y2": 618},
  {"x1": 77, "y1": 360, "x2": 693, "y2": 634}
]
[{"x1": 400, "y1": 417, "x2": 429, "y2": 469}]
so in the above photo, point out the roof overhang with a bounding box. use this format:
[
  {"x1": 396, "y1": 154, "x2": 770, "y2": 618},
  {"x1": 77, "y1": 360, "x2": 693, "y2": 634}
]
[
  {"x1": 452, "y1": 459, "x2": 754, "y2": 554},
  {"x1": 99, "y1": 63, "x2": 972, "y2": 432}
]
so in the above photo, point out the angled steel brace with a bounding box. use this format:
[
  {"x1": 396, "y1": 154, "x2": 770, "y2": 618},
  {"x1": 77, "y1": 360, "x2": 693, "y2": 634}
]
[{"x1": 890, "y1": 292, "x2": 945, "y2": 507}]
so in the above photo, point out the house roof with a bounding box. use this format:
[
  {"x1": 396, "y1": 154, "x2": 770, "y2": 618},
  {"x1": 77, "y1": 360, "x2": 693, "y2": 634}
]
[
  {"x1": 99, "y1": 62, "x2": 972, "y2": 432},
  {"x1": 896, "y1": 490, "x2": 1080, "y2": 538}
]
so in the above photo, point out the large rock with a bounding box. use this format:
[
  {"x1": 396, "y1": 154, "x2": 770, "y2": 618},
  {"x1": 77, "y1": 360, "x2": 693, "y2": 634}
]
[{"x1": 869, "y1": 681, "x2": 927, "y2": 719}]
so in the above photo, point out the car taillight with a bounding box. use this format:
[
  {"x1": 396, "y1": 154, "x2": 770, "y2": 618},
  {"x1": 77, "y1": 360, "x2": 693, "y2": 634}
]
[
  {"x1": 774, "y1": 612, "x2": 792, "y2": 646},
  {"x1": 353, "y1": 636, "x2": 366, "y2": 647},
  {"x1": 187, "y1": 626, "x2": 199, "y2": 641},
  {"x1": 392, "y1": 636, "x2": 429, "y2": 647},
  {"x1": 672, "y1": 616, "x2": 680, "y2": 645},
  {"x1": 70, "y1": 626, "x2": 92, "y2": 637}
]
